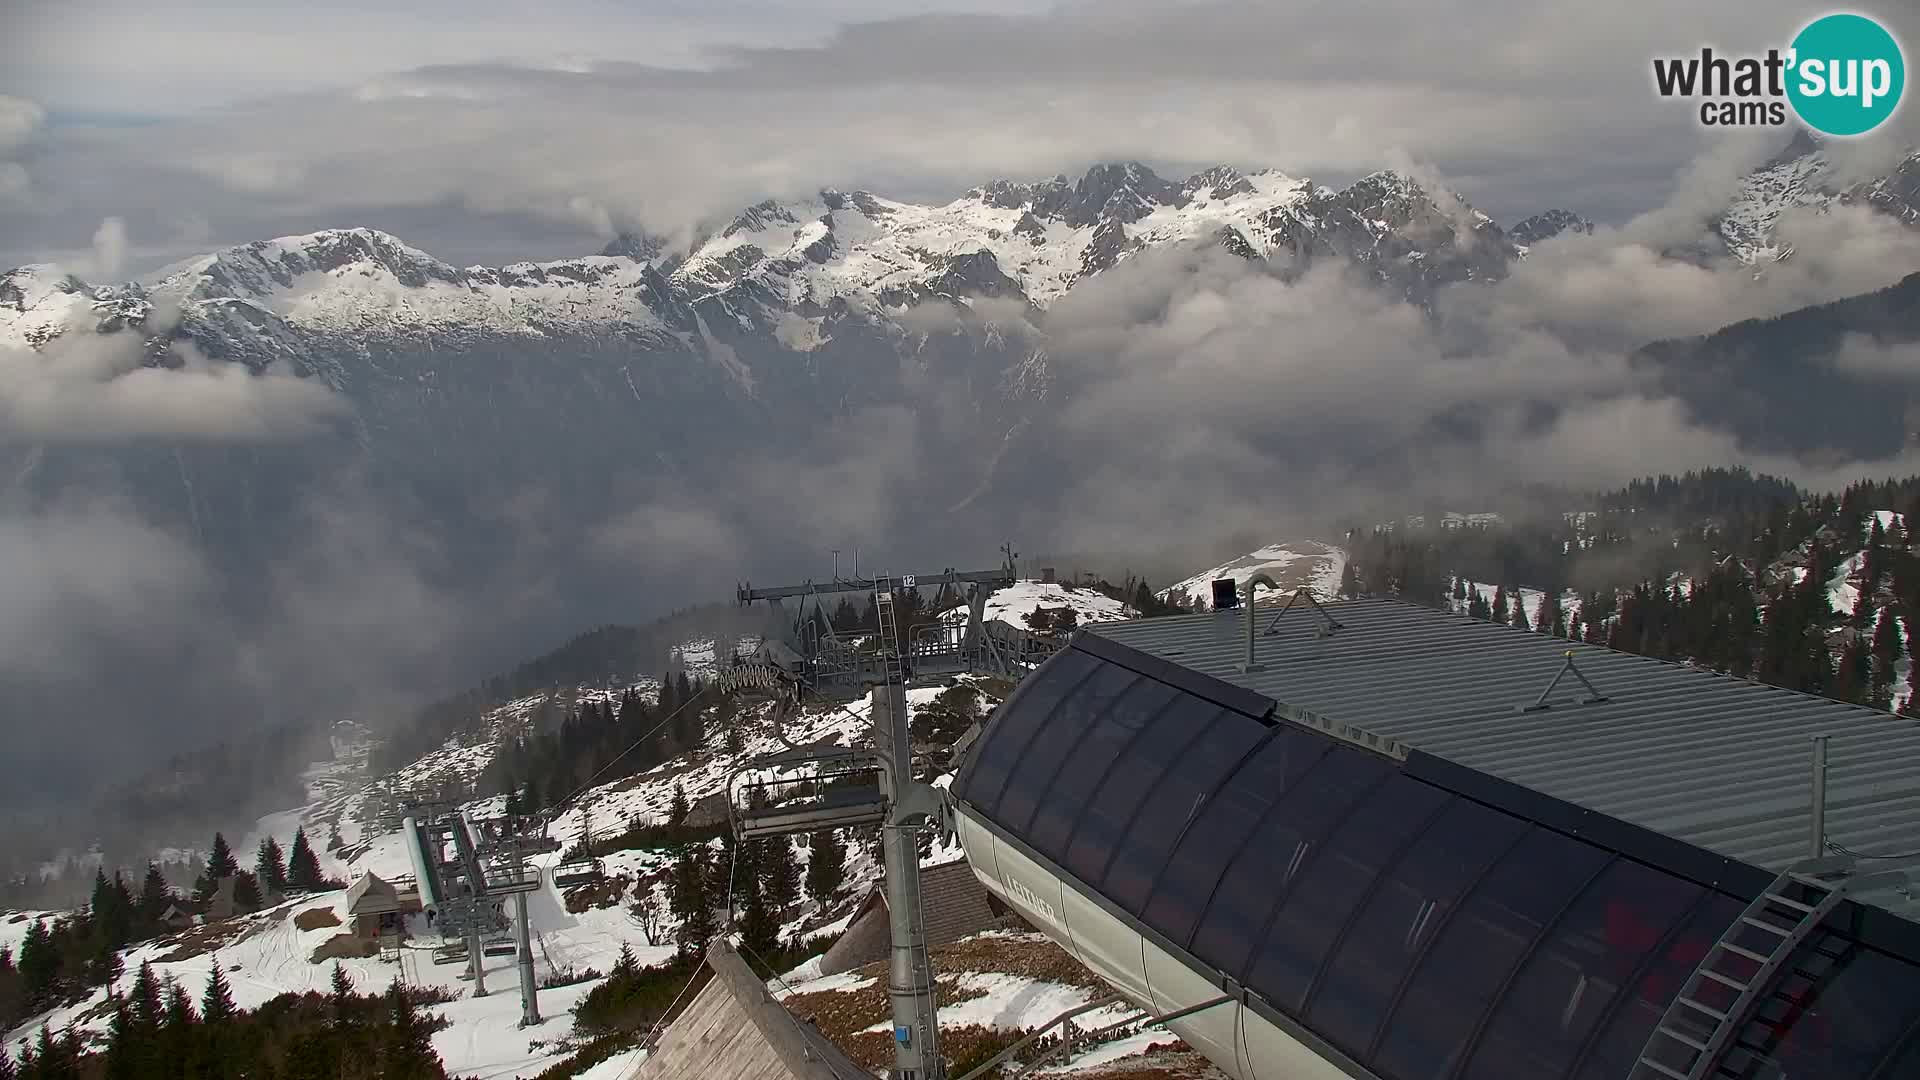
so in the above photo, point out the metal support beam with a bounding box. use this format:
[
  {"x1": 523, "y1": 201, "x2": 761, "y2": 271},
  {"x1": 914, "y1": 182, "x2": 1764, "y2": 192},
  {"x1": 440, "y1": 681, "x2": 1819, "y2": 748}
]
[
  {"x1": 514, "y1": 891, "x2": 540, "y2": 1027},
  {"x1": 1523, "y1": 650, "x2": 1610, "y2": 712},
  {"x1": 1810, "y1": 734, "x2": 1830, "y2": 860},
  {"x1": 1009, "y1": 994, "x2": 1235, "y2": 1078},
  {"x1": 876, "y1": 680, "x2": 944, "y2": 1079},
  {"x1": 467, "y1": 908, "x2": 488, "y2": 997},
  {"x1": 1240, "y1": 574, "x2": 1281, "y2": 673},
  {"x1": 951, "y1": 994, "x2": 1126, "y2": 1080},
  {"x1": 739, "y1": 567, "x2": 1013, "y2": 603}
]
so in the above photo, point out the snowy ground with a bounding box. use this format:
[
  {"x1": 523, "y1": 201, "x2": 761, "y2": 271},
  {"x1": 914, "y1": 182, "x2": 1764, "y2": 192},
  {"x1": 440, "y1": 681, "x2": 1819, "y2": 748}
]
[
  {"x1": 0, "y1": 911, "x2": 57, "y2": 957},
  {"x1": 1455, "y1": 581, "x2": 1585, "y2": 630},
  {"x1": 1162, "y1": 541, "x2": 1346, "y2": 608},
  {"x1": 1, "y1": 880, "x2": 674, "y2": 1077},
  {"x1": 4, "y1": 674, "x2": 998, "y2": 1076},
  {"x1": 942, "y1": 580, "x2": 1136, "y2": 632},
  {"x1": 771, "y1": 929, "x2": 1218, "y2": 1077}
]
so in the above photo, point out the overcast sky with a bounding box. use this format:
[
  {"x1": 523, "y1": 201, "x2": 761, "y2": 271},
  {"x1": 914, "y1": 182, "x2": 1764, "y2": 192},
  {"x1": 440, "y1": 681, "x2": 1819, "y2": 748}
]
[{"x1": 3, "y1": 1, "x2": 1913, "y2": 272}]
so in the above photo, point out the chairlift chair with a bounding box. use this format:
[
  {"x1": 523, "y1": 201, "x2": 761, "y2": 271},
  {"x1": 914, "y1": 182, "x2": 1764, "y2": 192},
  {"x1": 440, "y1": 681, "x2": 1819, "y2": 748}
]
[
  {"x1": 552, "y1": 856, "x2": 606, "y2": 889},
  {"x1": 730, "y1": 761, "x2": 889, "y2": 841}
]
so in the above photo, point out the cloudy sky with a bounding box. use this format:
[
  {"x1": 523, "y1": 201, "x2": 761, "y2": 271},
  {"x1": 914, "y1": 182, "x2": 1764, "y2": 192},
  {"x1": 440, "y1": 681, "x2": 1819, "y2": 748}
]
[{"x1": 4, "y1": 0, "x2": 1914, "y2": 272}]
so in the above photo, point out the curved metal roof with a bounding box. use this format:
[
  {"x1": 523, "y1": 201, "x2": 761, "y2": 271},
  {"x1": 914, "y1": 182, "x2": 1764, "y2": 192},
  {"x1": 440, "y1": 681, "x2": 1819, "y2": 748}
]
[
  {"x1": 950, "y1": 622, "x2": 1920, "y2": 1079},
  {"x1": 1086, "y1": 599, "x2": 1920, "y2": 922}
]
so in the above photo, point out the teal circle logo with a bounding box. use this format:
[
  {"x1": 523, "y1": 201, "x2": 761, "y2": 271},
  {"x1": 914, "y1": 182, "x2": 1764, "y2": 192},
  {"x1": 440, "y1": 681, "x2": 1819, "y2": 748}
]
[{"x1": 1787, "y1": 13, "x2": 1905, "y2": 136}]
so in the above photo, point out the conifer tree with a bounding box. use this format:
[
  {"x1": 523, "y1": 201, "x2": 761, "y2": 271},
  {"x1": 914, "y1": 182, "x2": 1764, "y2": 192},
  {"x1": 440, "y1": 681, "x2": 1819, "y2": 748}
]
[
  {"x1": 163, "y1": 980, "x2": 195, "y2": 1029},
  {"x1": 669, "y1": 846, "x2": 712, "y2": 959},
  {"x1": 0, "y1": 1041, "x2": 13, "y2": 1080},
  {"x1": 255, "y1": 838, "x2": 287, "y2": 895},
  {"x1": 200, "y1": 961, "x2": 235, "y2": 1025},
  {"x1": 805, "y1": 829, "x2": 847, "y2": 908},
  {"x1": 18, "y1": 921, "x2": 55, "y2": 1006},
  {"x1": 670, "y1": 843, "x2": 716, "y2": 960},
  {"x1": 1510, "y1": 591, "x2": 1532, "y2": 630},
  {"x1": 139, "y1": 865, "x2": 173, "y2": 922},
  {"x1": 105, "y1": 994, "x2": 139, "y2": 1080},
  {"x1": 380, "y1": 979, "x2": 445, "y2": 1080},
  {"x1": 668, "y1": 784, "x2": 691, "y2": 828},
  {"x1": 1337, "y1": 562, "x2": 1360, "y2": 599},
  {"x1": 91, "y1": 869, "x2": 135, "y2": 949},
  {"x1": 156, "y1": 980, "x2": 197, "y2": 1080},
  {"x1": 739, "y1": 882, "x2": 780, "y2": 958},
  {"x1": 1838, "y1": 637, "x2": 1873, "y2": 704},
  {"x1": 131, "y1": 962, "x2": 163, "y2": 1030},
  {"x1": 232, "y1": 872, "x2": 262, "y2": 912},
  {"x1": 287, "y1": 828, "x2": 324, "y2": 891},
  {"x1": 764, "y1": 835, "x2": 802, "y2": 917},
  {"x1": 1871, "y1": 606, "x2": 1905, "y2": 707},
  {"x1": 33, "y1": 1025, "x2": 75, "y2": 1080},
  {"x1": 330, "y1": 963, "x2": 354, "y2": 1025},
  {"x1": 1491, "y1": 584, "x2": 1510, "y2": 625},
  {"x1": 206, "y1": 833, "x2": 238, "y2": 881},
  {"x1": 703, "y1": 833, "x2": 738, "y2": 912}
]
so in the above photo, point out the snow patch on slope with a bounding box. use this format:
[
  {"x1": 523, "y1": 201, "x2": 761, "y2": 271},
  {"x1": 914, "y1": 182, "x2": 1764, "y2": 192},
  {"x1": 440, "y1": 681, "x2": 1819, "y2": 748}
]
[{"x1": 1162, "y1": 540, "x2": 1347, "y2": 608}]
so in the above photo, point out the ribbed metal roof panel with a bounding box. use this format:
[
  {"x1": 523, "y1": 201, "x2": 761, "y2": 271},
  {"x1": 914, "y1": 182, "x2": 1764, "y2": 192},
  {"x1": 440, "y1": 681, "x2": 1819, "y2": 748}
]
[{"x1": 1089, "y1": 599, "x2": 1920, "y2": 921}]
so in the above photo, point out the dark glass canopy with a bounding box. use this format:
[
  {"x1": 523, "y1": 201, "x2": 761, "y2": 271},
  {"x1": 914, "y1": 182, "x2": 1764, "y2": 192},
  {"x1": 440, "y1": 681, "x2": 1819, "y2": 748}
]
[{"x1": 952, "y1": 643, "x2": 1920, "y2": 1080}]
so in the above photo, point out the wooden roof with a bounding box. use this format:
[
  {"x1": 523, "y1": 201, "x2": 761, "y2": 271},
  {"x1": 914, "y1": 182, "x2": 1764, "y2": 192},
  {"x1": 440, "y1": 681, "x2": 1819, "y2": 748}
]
[{"x1": 633, "y1": 939, "x2": 868, "y2": 1080}]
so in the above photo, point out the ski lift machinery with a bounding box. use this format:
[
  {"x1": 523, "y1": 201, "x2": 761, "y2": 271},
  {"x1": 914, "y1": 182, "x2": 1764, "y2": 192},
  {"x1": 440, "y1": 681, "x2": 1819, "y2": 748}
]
[{"x1": 722, "y1": 560, "x2": 1036, "y2": 1080}]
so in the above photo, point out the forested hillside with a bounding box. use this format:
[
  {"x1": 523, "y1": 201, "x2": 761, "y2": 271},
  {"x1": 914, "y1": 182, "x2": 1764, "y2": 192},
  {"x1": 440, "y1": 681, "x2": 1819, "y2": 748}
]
[{"x1": 1340, "y1": 469, "x2": 1920, "y2": 712}]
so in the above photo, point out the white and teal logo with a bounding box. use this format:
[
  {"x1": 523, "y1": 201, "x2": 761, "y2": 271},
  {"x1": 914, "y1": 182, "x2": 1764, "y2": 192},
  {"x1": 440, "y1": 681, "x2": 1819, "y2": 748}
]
[{"x1": 1653, "y1": 11, "x2": 1905, "y2": 137}]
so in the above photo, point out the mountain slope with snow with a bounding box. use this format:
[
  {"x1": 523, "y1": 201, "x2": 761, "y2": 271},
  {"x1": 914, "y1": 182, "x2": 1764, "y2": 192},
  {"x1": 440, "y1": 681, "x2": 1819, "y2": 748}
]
[
  {"x1": 1162, "y1": 540, "x2": 1348, "y2": 608},
  {"x1": 1, "y1": 161, "x2": 1523, "y2": 356},
  {"x1": 1720, "y1": 136, "x2": 1920, "y2": 263}
]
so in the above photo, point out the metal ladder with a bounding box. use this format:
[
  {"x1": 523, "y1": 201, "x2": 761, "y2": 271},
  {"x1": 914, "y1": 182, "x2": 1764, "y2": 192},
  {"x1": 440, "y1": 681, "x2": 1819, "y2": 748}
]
[
  {"x1": 874, "y1": 577, "x2": 905, "y2": 687},
  {"x1": 1633, "y1": 858, "x2": 1854, "y2": 1080}
]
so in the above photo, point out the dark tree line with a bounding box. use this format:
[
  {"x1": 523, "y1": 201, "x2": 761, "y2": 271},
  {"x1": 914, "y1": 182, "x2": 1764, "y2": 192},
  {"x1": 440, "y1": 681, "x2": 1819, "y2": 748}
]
[
  {"x1": 1338, "y1": 471, "x2": 1920, "y2": 712},
  {"x1": 2, "y1": 961, "x2": 450, "y2": 1080},
  {"x1": 484, "y1": 676, "x2": 716, "y2": 814},
  {"x1": 376, "y1": 603, "x2": 761, "y2": 773},
  {"x1": 1, "y1": 864, "x2": 189, "y2": 1032},
  {"x1": 641, "y1": 782, "x2": 847, "y2": 964}
]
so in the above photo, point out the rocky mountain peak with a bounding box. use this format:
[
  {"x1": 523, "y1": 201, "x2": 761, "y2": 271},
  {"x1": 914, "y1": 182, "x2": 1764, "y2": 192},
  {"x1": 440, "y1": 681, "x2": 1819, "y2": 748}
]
[
  {"x1": 1510, "y1": 209, "x2": 1596, "y2": 246},
  {"x1": 1060, "y1": 161, "x2": 1183, "y2": 227},
  {"x1": 1184, "y1": 165, "x2": 1255, "y2": 200},
  {"x1": 599, "y1": 231, "x2": 663, "y2": 261}
]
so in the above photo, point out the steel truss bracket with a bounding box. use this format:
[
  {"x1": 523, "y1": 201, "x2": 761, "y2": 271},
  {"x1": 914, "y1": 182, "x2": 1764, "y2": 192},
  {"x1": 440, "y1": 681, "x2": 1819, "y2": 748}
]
[
  {"x1": 1262, "y1": 588, "x2": 1344, "y2": 638},
  {"x1": 1522, "y1": 650, "x2": 1610, "y2": 712},
  {"x1": 891, "y1": 781, "x2": 948, "y2": 829}
]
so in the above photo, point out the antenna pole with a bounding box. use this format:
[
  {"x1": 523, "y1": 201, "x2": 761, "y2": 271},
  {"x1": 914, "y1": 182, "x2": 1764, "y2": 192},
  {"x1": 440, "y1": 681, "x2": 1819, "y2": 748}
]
[{"x1": 1810, "y1": 734, "x2": 1830, "y2": 860}]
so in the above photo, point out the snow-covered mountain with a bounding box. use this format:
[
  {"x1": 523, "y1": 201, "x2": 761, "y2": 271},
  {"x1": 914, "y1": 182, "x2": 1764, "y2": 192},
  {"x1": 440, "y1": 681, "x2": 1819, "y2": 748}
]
[
  {"x1": 672, "y1": 163, "x2": 1518, "y2": 320},
  {"x1": 1720, "y1": 134, "x2": 1920, "y2": 263},
  {"x1": 1509, "y1": 208, "x2": 1595, "y2": 247},
  {"x1": 1161, "y1": 539, "x2": 1348, "y2": 609},
  {"x1": 0, "y1": 161, "x2": 1525, "y2": 358}
]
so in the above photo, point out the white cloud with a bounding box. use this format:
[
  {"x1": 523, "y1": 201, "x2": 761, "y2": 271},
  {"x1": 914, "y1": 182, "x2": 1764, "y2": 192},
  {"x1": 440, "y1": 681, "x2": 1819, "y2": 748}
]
[
  {"x1": 89, "y1": 216, "x2": 127, "y2": 278},
  {"x1": 0, "y1": 96, "x2": 43, "y2": 152},
  {"x1": 0, "y1": 309, "x2": 348, "y2": 444}
]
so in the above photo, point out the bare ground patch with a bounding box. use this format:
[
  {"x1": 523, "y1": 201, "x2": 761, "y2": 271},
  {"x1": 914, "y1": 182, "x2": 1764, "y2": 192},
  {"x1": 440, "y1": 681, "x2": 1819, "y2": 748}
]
[
  {"x1": 150, "y1": 917, "x2": 276, "y2": 964},
  {"x1": 294, "y1": 907, "x2": 342, "y2": 931},
  {"x1": 778, "y1": 931, "x2": 1116, "y2": 1071}
]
